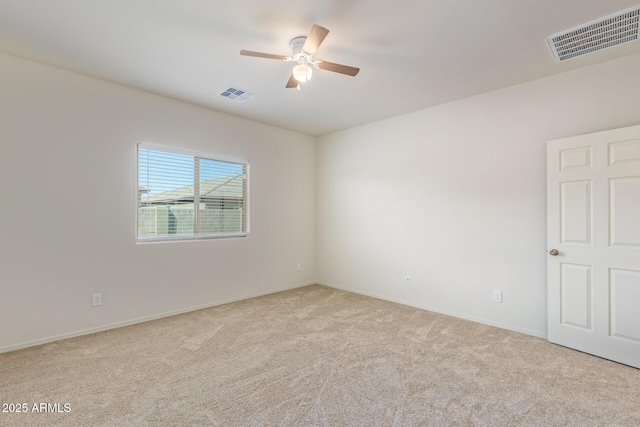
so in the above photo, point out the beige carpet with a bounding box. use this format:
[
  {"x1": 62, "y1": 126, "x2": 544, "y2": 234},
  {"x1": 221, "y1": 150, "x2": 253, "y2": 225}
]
[{"x1": 1, "y1": 285, "x2": 639, "y2": 426}]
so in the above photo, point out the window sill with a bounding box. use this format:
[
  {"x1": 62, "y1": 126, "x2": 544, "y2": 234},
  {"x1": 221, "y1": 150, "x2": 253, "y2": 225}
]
[{"x1": 137, "y1": 232, "x2": 249, "y2": 243}]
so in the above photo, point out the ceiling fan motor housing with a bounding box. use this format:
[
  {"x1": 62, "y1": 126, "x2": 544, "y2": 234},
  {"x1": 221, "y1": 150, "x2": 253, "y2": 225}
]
[{"x1": 289, "y1": 37, "x2": 307, "y2": 58}]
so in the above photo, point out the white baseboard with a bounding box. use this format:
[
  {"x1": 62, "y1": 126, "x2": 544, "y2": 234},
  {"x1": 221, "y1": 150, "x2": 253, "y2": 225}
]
[
  {"x1": 316, "y1": 281, "x2": 548, "y2": 339},
  {"x1": 0, "y1": 281, "x2": 315, "y2": 354}
]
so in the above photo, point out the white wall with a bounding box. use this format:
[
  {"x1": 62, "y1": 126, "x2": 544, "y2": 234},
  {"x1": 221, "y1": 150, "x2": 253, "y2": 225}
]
[
  {"x1": 316, "y1": 53, "x2": 640, "y2": 337},
  {"x1": 0, "y1": 53, "x2": 316, "y2": 352},
  {"x1": 3, "y1": 50, "x2": 640, "y2": 352}
]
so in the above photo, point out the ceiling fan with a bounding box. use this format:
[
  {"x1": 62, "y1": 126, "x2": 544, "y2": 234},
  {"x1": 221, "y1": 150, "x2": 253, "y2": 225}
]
[{"x1": 240, "y1": 24, "x2": 360, "y2": 89}]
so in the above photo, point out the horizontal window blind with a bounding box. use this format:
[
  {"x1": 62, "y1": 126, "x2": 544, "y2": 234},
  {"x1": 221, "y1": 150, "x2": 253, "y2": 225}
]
[{"x1": 137, "y1": 144, "x2": 248, "y2": 241}]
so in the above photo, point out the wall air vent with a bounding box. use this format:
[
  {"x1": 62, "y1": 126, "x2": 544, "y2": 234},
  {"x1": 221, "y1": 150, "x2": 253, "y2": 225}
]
[
  {"x1": 546, "y1": 6, "x2": 640, "y2": 62},
  {"x1": 219, "y1": 87, "x2": 255, "y2": 102}
]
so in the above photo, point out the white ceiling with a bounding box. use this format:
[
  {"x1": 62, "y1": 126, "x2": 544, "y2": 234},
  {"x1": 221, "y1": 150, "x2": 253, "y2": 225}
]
[{"x1": 1, "y1": 0, "x2": 640, "y2": 136}]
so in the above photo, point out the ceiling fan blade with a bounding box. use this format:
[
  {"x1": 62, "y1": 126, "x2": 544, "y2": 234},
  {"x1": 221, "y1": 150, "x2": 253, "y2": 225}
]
[
  {"x1": 285, "y1": 73, "x2": 299, "y2": 88},
  {"x1": 240, "y1": 50, "x2": 288, "y2": 61},
  {"x1": 317, "y1": 61, "x2": 360, "y2": 76},
  {"x1": 302, "y1": 24, "x2": 329, "y2": 54}
]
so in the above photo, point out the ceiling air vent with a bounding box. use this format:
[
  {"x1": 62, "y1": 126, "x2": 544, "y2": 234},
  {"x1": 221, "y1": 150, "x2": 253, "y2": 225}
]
[
  {"x1": 546, "y1": 6, "x2": 640, "y2": 62},
  {"x1": 219, "y1": 86, "x2": 255, "y2": 102}
]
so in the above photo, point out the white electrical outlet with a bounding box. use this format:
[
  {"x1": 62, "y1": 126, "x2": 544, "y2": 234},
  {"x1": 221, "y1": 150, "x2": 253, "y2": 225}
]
[
  {"x1": 297, "y1": 263, "x2": 301, "y2": 272},
  {"x1": 405, "y1": 275, "x2": 411, "y2": 285},
  {"x1": 92, "y1": 293, "x2": 102, "y2": 306},
  {"x1": 492, "y1": 291, "x2": 503, "y2": 303}
]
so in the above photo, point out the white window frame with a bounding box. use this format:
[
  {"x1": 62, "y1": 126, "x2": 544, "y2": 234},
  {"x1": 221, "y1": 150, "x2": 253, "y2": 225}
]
[{"x1": 136, "y1": 143, "x2": 249, "y2": 242}]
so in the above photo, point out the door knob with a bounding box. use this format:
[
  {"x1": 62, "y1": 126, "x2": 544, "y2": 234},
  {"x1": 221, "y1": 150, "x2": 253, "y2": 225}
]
[{"x1": 549, "y1": 249, "x2": 559, "y2": 256}]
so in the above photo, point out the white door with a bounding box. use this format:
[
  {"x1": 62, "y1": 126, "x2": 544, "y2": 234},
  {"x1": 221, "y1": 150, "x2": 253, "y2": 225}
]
[{"x1": 547, "y1": 124, "x2": 640, "y2": 369}]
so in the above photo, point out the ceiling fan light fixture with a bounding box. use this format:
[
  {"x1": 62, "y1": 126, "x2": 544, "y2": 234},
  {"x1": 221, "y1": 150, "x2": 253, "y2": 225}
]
[{"x1": 292, "y1": 63, "x2": 312, "y2": 82}]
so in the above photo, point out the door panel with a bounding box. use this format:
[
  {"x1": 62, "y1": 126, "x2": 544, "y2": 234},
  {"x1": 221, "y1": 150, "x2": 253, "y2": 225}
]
[
  {"x1": 609, "y1": 139, "x2": 640, "y2": 166},
  {"x1": 560, "y1": 263, "x2": 592, "y2": 330},
  {"x1": 560, "y1": 146, "x2": 592, "y2": 170},
  {"x1": 609, "y1": 177, "x2": 640, "y2": 248},
  {"x1": 560, "y1": 181, "x2": 592, "y2": 245},
  {"x1": 609, "y1": 268, "x2": 640, "y2": 343},
  {"x1": 548, "y1": 124, "x2": 640, "y2": 369}
]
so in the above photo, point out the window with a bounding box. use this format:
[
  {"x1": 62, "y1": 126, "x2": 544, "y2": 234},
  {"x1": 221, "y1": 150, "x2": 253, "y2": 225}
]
[{"x1": 137, "y1": 144, "x2": 248, "y2": 241}]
